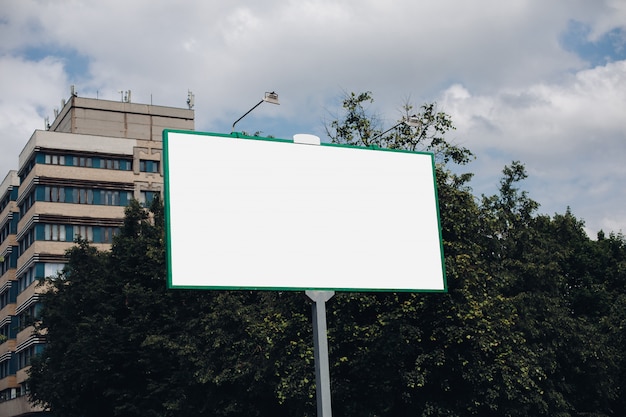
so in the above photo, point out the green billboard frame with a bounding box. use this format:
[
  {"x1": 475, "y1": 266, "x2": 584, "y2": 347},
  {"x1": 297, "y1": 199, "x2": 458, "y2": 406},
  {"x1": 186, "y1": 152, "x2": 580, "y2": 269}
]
[{"x1": 163, "y1": 130, "x2": 446, "y2": 293}]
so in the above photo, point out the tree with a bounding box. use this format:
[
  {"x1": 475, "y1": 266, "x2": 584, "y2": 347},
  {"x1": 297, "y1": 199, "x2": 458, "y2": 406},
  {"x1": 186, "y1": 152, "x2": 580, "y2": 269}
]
[
  {"x1": 478, "y1": 164, "x2": 623, "y2": 416},
  {"x1": 325, "y1": 91, "x2": 473, "y2": 165},
  {"x1": 28, "y1": 199, "x2": 192, "y2": 416},
  {"x1": 323, "y1": 165, "x2": 547, "y2": 417},
  {"x1": 28, "y1": 198, "x2": 318, "y2": 417},
  {"x1": 323, "y1": 92, "x2": 626, "y2": 416}
]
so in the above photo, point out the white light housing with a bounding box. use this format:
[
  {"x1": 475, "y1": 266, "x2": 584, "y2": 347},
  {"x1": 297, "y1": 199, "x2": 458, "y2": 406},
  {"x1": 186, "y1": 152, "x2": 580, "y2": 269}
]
[{"x1": 263, "y1": 91, "x2": 280, "y2": 105}]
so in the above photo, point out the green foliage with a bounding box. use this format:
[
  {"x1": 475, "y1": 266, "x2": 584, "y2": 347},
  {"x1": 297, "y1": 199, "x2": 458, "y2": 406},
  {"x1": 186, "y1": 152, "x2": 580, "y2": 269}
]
[
  {"x1": 27, "y1": 92, "x2": 626, "y2": 416},
  {"x1": 323, "y1": 92, "x2": 626, "y2": 415},
  {"x1": 325, "y1": 91, "x2": 473, "y2": 165},
  {"x1": 240, "y1": 130, "x2": 275, "y2": 138},
  {"x1": 28, "y1": 198, "x2": 317, "y2": 417}
]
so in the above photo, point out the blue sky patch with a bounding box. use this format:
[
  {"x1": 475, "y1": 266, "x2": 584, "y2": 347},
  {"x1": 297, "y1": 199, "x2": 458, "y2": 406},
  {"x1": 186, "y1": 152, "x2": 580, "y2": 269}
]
[
  {"x1": 21, "y1": 45, "x2": 90, "y2": 81},
  {"x1": 560, "y1": 20, "x2": 626, "y2": 66}
]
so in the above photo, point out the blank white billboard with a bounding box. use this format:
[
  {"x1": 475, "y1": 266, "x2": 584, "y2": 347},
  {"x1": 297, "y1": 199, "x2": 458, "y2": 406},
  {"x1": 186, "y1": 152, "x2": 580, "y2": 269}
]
[{"x1": 163, "y1": 131, "x2": 446, "y2": 292}]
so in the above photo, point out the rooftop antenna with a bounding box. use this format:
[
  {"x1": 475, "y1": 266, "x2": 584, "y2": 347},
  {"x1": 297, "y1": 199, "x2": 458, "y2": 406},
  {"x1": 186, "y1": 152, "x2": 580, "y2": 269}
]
[
  {"x1": 44, "y1": 116, "x2": 50, "y2": 130},
  {"x1": 187, "y1": 90, "x2": 195, "y2": 109},
  {"x1": 70, "y1": 85, "x2": 77, "y2": 97},
  {"x1": 119, "y1": 90, "x2": 131, "y2": 103},
  {"x1": 53, "y1": 108, "x2": 59, "y2": 118}
]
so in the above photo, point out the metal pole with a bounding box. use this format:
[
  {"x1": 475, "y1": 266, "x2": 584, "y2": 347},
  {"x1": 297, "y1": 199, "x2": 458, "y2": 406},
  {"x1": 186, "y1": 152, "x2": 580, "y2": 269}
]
[
  {"x1": 231, "y1": 99, "x2": 263, "y2": 132},
  {"x1": 305, "y1": 290, "x2": 334, "y2": 417}
]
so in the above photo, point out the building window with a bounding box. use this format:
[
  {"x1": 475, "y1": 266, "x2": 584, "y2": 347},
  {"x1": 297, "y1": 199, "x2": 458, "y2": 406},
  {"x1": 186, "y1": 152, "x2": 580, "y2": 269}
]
[
  {"x1": 0, "y1": 223, "x2": 8, "y2": 245},
  {"x1": 19, "y1": 157, "x2": 36, "y2": 182},
  {"x1": 103, "y1": 158, "x2": 120, "y2": 170},
  {"x1": 44, "y1": 224, "x2": 67, "y2": 241},
  {"x1": 71, "y1": 188, "x2": 94, "y2": 204},
  {"x1": 0, "y1": 258, "x2": 7, "y2": 276},
  {"x1": 100, "y1": 190, "x2": 120, "y2": 206},
  {"x1": 45, "y1": 154, "x2": 133, "y2": 171},
  {"x1": 0, "y1": 217, "x2": 18, "y2": 245},
  {"x1": 45, "y1": 154, "x2": 66, "y2": 165},
  {"x1": 17, "y1": 263, "x2": 64, "y2": 293},
  {"x1": 139, "y1": 160, "x2": 160, "y2": 173},
  {"x1": 72, "y1": 156, "x2": 93, "y2": 167},
  {"x1": 19, "y1": 190, "x2": 35, "y2": 216},
  {"x1": 0, "y1": 357, "x2": 13, "y2": 379},
  {"x1": 17, "y1": 345, "x2": 36, "y2": 369},
  {"x1": 73, "y1": 225, "x2": 93, "y2": 242},
  {"x1": 0, "y1": 251, "x2": 17, "y2": 276},
  {"x1": 0, "y1": 317, "x2": 17, "y2": 342},
  {"x1": 0, "y1": 189, "x2": 14, "y2": 212},
  {"x1": 44, "y1": 263, "x2": 65, "y2": 278},
  {"x1": 0, "y1": 324, "x2": 8, "y2": 339},
  {"x1": 0, "y1": 291, "x2": 8, "y2": 309},
  {"x1": 31, "y1": 185, "x2": 131, "y2": 208},
  {"x1": 18, "y1": 228, "x2": 35, "y2": 254},
  {"x1": 139, "y1": 190, "x2": 159, "y2": 207},
  {"x1": 102, "y1": 227, "x2": 119, "y2": 244},
  {"x1": 0, "y1": 286, "x2": 15, "y2": 309},
  {"x1": 0, "y1": 387, "x2": 18, "y2": 402},
  {"x1": 16, "y1": 344, "x2": 44, "y2": 372},
  {"x1": 17, "y1": 303, "x2": 40, "y2": 332},
  {"x1": 96, "y1": 157, "x2": 132, "y2": 171},
  {"x1": 44, "y1": 186, "x2": 65, "y2": 203},
  {"x1": 100, "y1": 190, "x2": 131, "y2": 206},
  {"x1": 18, "y1": 266, "x2": 36, "y2": 292}
]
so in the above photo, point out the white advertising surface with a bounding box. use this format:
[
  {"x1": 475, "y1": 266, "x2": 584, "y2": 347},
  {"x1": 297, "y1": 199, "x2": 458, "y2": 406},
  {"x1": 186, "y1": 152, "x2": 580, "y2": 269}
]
[{"x1": 163, "y1": 131, "x2": 446, "y2": 292}]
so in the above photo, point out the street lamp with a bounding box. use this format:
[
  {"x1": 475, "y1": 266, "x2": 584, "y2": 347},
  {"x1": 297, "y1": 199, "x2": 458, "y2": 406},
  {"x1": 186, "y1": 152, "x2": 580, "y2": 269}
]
[
  {"x1": 231, "y1": 91, "x2": 280, "y2": 133},
  {"x1": 370, "y1": 114, "x2": 421, "y2": 142}
]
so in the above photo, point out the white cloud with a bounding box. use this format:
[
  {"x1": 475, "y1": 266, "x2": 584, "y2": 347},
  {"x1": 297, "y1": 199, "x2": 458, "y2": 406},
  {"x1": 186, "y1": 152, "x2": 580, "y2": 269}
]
[
  {"x1": 584, "y1": 0, "x2": 626, "y2": 41},
  {"x1": 440, "y1": 60, "x2": 626, "y2": 234},
  {"x1": 0, "y1": 0, "x2": 625, "y2": 235},
  {"x1": 0, "y1": 55, "x2": 67, "y2": 170}
]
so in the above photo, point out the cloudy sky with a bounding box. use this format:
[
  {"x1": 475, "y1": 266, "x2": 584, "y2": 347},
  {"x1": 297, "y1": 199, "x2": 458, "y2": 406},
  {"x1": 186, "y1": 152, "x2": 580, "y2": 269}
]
[{"x1": 1, "y1": 0, "x2": 625, "y2": 236}]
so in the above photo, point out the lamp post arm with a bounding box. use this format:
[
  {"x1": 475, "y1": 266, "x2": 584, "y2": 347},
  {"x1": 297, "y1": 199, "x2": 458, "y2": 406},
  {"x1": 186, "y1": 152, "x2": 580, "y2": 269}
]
[
  {"x1": 370, "y1": 121, "x2": 403, "y2": 143},
  {"x1": 232, "y1": 99, "x2": 264, "y2": 133},
  {"x1": 369, "y1": 115, "x2": 420, "y2": 144}
]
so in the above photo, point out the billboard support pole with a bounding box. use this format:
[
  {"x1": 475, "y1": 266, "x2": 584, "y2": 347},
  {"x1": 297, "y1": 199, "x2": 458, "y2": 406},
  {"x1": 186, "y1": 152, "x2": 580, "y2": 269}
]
[{"x1": 306, "y1": 290, "x2": 335, "y2": 417}]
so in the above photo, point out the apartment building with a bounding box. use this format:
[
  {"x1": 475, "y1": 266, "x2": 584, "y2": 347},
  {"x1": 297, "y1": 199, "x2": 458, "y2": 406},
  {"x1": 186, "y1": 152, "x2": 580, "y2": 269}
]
[{"x1": 0, "y1": 94, "x2": 194, "y2": 416}]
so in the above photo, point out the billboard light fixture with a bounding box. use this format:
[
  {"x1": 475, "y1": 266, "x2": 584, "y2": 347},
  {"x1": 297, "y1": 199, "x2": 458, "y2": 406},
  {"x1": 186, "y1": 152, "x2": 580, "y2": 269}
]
[
  {"x1": 231, "y1": 91, "x2": 280, "y2": 132},
  {"x1": 371, "y1": 114, "x2": 421, "y2": 142}
]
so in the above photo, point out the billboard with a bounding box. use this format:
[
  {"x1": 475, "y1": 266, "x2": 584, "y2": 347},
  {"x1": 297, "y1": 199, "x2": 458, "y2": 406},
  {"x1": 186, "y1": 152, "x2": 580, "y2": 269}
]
[{"x1": 163, "y1": 130, "x2": 446, "y2": 292}]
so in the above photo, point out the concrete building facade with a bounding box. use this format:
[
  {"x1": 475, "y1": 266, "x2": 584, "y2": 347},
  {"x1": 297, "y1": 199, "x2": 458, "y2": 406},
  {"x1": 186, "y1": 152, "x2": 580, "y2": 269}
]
[{"x1": 0, "y1": 94, "x2": 194, "y2": 416}]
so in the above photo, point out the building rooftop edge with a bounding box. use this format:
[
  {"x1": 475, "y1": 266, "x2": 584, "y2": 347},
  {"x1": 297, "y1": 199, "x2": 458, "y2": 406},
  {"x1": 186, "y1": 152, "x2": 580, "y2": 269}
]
[
  {"x1": 49, "y1": 95, "x2": 194, "y2": 132},
  {"x1": 0, "y1": 171, "x2": 19, "y2": 196}
]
